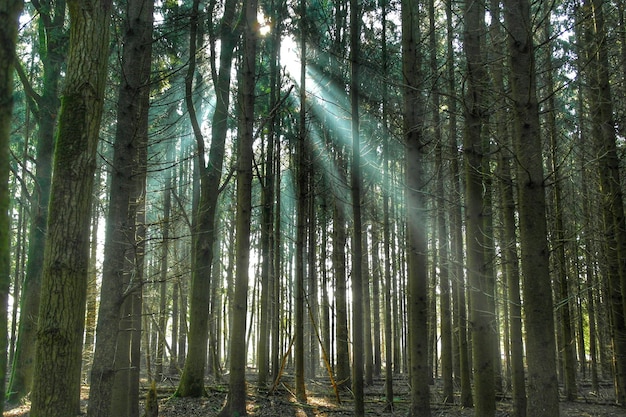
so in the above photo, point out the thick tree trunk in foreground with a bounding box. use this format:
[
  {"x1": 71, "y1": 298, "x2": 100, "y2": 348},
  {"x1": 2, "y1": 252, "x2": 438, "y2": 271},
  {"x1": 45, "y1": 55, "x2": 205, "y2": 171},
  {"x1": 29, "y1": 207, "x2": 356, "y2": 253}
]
[
  {"x1": 503, "y1": 0, "x2": 560, "y2": 415},
  {"x1": 30, "y1": 1, "x2": 112, "y2": 416}
]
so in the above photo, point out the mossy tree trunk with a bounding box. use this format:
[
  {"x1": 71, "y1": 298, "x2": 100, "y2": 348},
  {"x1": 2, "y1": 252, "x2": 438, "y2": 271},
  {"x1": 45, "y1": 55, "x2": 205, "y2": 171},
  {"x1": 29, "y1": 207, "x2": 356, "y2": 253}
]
[{"x1": 30, "y1": 1, "x2": 112, "y2": 416}]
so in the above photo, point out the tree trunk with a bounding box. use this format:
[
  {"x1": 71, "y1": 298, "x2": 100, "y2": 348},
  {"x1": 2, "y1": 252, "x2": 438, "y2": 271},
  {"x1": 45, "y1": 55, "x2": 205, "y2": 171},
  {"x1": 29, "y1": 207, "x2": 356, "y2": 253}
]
[
  {"x1": 30, "y1": 1, "x2": 112, "y2": 416},
  {"x1": 370, "y1": 222, "x2": 382, "y2": 378},
  {"x1": 350, "y1": 0, "x2": 364, "y2": 413},
  {"x1": 256, "y1": 4, "x2": 280, "y2": 385},
  {"x1": 362, "y1": 226, "x2": 374, "y2": 386},
  {"x1": 0, "y1": 0, "x2": 23, "y2": 413},
  {"x1": 217, "y1": 0, "x2": 257, "y2": 413},
  {"x1": 581, "y1": 0, "x2": 626, "y2": 403},
  {"x1": 429, "y1": 0, "x2": 453, "y2": 402},
  {"x1": 380, "y1": 0, "x2": 394, "y2": 408},
  {"x1": 157, "y1": 166, "x2": 172, "y2": 380},
  {"x1": 8, "y1": 0, "x2": 65, "y2": 403},
  {"x1": 498, "y1": 148, "x2": 527, "y2": 417},
  {"x1": 295, "y1": 0, "x2": 308, "y2": 399},
  {"x1": 402, "y1": 0, "x2": 431, "y2": 415},
  {"x1": 333, "y1": 152, "x2": 351, "y2": 389},
  {"x1": 87, "y1": 1, "x2": 152, "y2": 415},
  {"x1": 503, "y1": 0, "x2": 560, "y2": 414},
  {"x1": 445, "y1": 0, "x2": 472, "y2": 406},
  {"x1": 463, "y1": 0, "x2": 495, "y2": 413},
  {"x1": 176, "y1": 0, "x2": 241, "y2": 397}
]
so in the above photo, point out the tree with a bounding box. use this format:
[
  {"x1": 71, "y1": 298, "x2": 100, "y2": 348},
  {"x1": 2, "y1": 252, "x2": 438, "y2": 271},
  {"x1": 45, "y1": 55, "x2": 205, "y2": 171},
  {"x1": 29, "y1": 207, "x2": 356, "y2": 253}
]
[
  {"x1": 350, "y1": 0, "x2": 364, "y2": 413},
  {"x1": 445, "y1": 0, "x2": 472, "y2": 407},
  {"x1": 8, "y1": 0, "x2": 66, "y2": 403},
  {"x1": 217, "y1": 0, "x2": 257, "y2": 413},
  {"x1": 380, "y1": 0, "x2": 394, "y2": 408},
  {"x1": 87, "y1": 1, "x2": 153, "y2": 415},
  {"x1": 463, "y1": 0, "x2": 496, "y2": 413},
  {"x1": 0, "y1": 0, "x2": 24, "y2": 413},
  {"x1": 503, "y1": 0, "x2": 560, "y2": 414},
  {"x1": 176, "y1": 0, "x2": 242, "y2": 396},
  {"x1": 402, "y1": 0, "x2": 431, "y2": 415},
  {"x1": 429, "y1": 0, "x2": 453, "y2": 403},
  {"x1": 294, "y1": 0, "x2": 308, "y2": 401},
  {"x1": 29, "y1": 1, "x2": 112, "y2": 416},
  {"x1": 581, "y1": 0, "x2": 626, "y2": 403}
]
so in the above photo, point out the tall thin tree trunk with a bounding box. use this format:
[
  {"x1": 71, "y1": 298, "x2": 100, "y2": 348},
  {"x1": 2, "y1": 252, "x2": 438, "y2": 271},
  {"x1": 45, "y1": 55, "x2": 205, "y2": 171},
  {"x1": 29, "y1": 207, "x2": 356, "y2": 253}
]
[
  {"x1": 0, "y1": 0, "x2": 23, "y2": 413},
  {"x1": 87, "y1": 2, "x2": 153, "y2": 415},
  {"x1": 445, "y1": 0, "x2": 471, "y2": 406},
  {"x1": 463, "y1": 0, "x2": 495, "y2": 413},
  {"x1": 429, "y1": 0, "x2": 453, "y2": 402},
  {"x1": 294, "y1": 0, "x2": 308, "y2": 401},
  {"x1": 362, "y1": 226, "x2": 374, "y2": 386},
  {"x1": 176, "y1": 0, "x2": 241, "y2": 396},
  {"x1": 402, "y1": 0, "x2": 431, "y2": 414},
  {"x1": 381, "y1": 0, "x2": 394, "y2": 408},
  {"x1": 331, "y1": 144, "x2": 352, "y2": 388},
  {"x1": 350, "y1": 0, "x2": 364, "y2": 412},
  {"x1": 371, "y1": 221, "x2": 382, "y2": 378},
  {"x1": 256, "y1": 4, "x2": 280, "y2": 384},
  {"x1": 503, "y1": 0, "x2": 560, "y2": 414},
  {"x1": 498, "y1": 148, "x2": 527, "y2": 417},
  {"x1": 217, "y1": 0, "x2": 257, "y2": 413}
]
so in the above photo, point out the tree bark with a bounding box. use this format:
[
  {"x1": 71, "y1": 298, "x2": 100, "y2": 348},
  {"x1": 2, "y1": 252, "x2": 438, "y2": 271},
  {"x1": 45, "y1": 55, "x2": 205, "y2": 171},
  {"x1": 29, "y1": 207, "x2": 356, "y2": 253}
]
[
  {"x1": 30, "y1": 1, "x2": 112, "y2": 416},
  {"x1": 350, "y1": 0, "x2": 364, "y2": 413},
  {"x1": 176, "y1": 0, "x2": 241, "y2": 397},
  {"x1": 217, "y1": 0, "x2": 257, "y2": 413},
  {"x1": 87, "y1": 1, "x2": 152, "y2": 415},
  {"x1": 294, "y1": 0, "x2": 308, "y2": 401},
  {"x1": 581, "y1": 0, "x2": 626, "y2": 404},
  {"x1": 402, "y1": 0, "x2": 431, "y2": 415},
  {"x1": 429, "y1": 0, "x2": 453, "y2": 402},
  {"x1": 503, "y1": 0, "x2": 561, "y2": 414},
  {"x1": 463, "y1": 0, "x2": 496, "y2": 413},
  {"x1": 381, "y1": 0, "x2": 394, "y2": 408}
]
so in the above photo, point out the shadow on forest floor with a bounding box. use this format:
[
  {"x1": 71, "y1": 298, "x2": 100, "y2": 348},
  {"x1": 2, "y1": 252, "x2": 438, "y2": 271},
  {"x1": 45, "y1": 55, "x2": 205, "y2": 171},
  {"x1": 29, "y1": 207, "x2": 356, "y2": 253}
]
[{"x1": 3, "y1": 374, "x2": 626, "y2": 416}]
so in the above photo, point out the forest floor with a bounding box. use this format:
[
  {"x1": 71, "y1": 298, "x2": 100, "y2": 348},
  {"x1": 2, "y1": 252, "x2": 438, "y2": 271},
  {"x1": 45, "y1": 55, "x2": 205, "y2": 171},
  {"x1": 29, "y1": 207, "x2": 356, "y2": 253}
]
[{"x1": 4, "y1": 373, "x2": 626, "y2": 416}]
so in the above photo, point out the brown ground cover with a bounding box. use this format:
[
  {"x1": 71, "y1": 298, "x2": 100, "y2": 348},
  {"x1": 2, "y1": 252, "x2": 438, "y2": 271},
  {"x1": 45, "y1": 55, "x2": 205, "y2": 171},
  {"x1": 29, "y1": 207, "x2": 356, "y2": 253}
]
[{"x1": 4, "y1": 375, "x2": 626, "y2": 416}]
